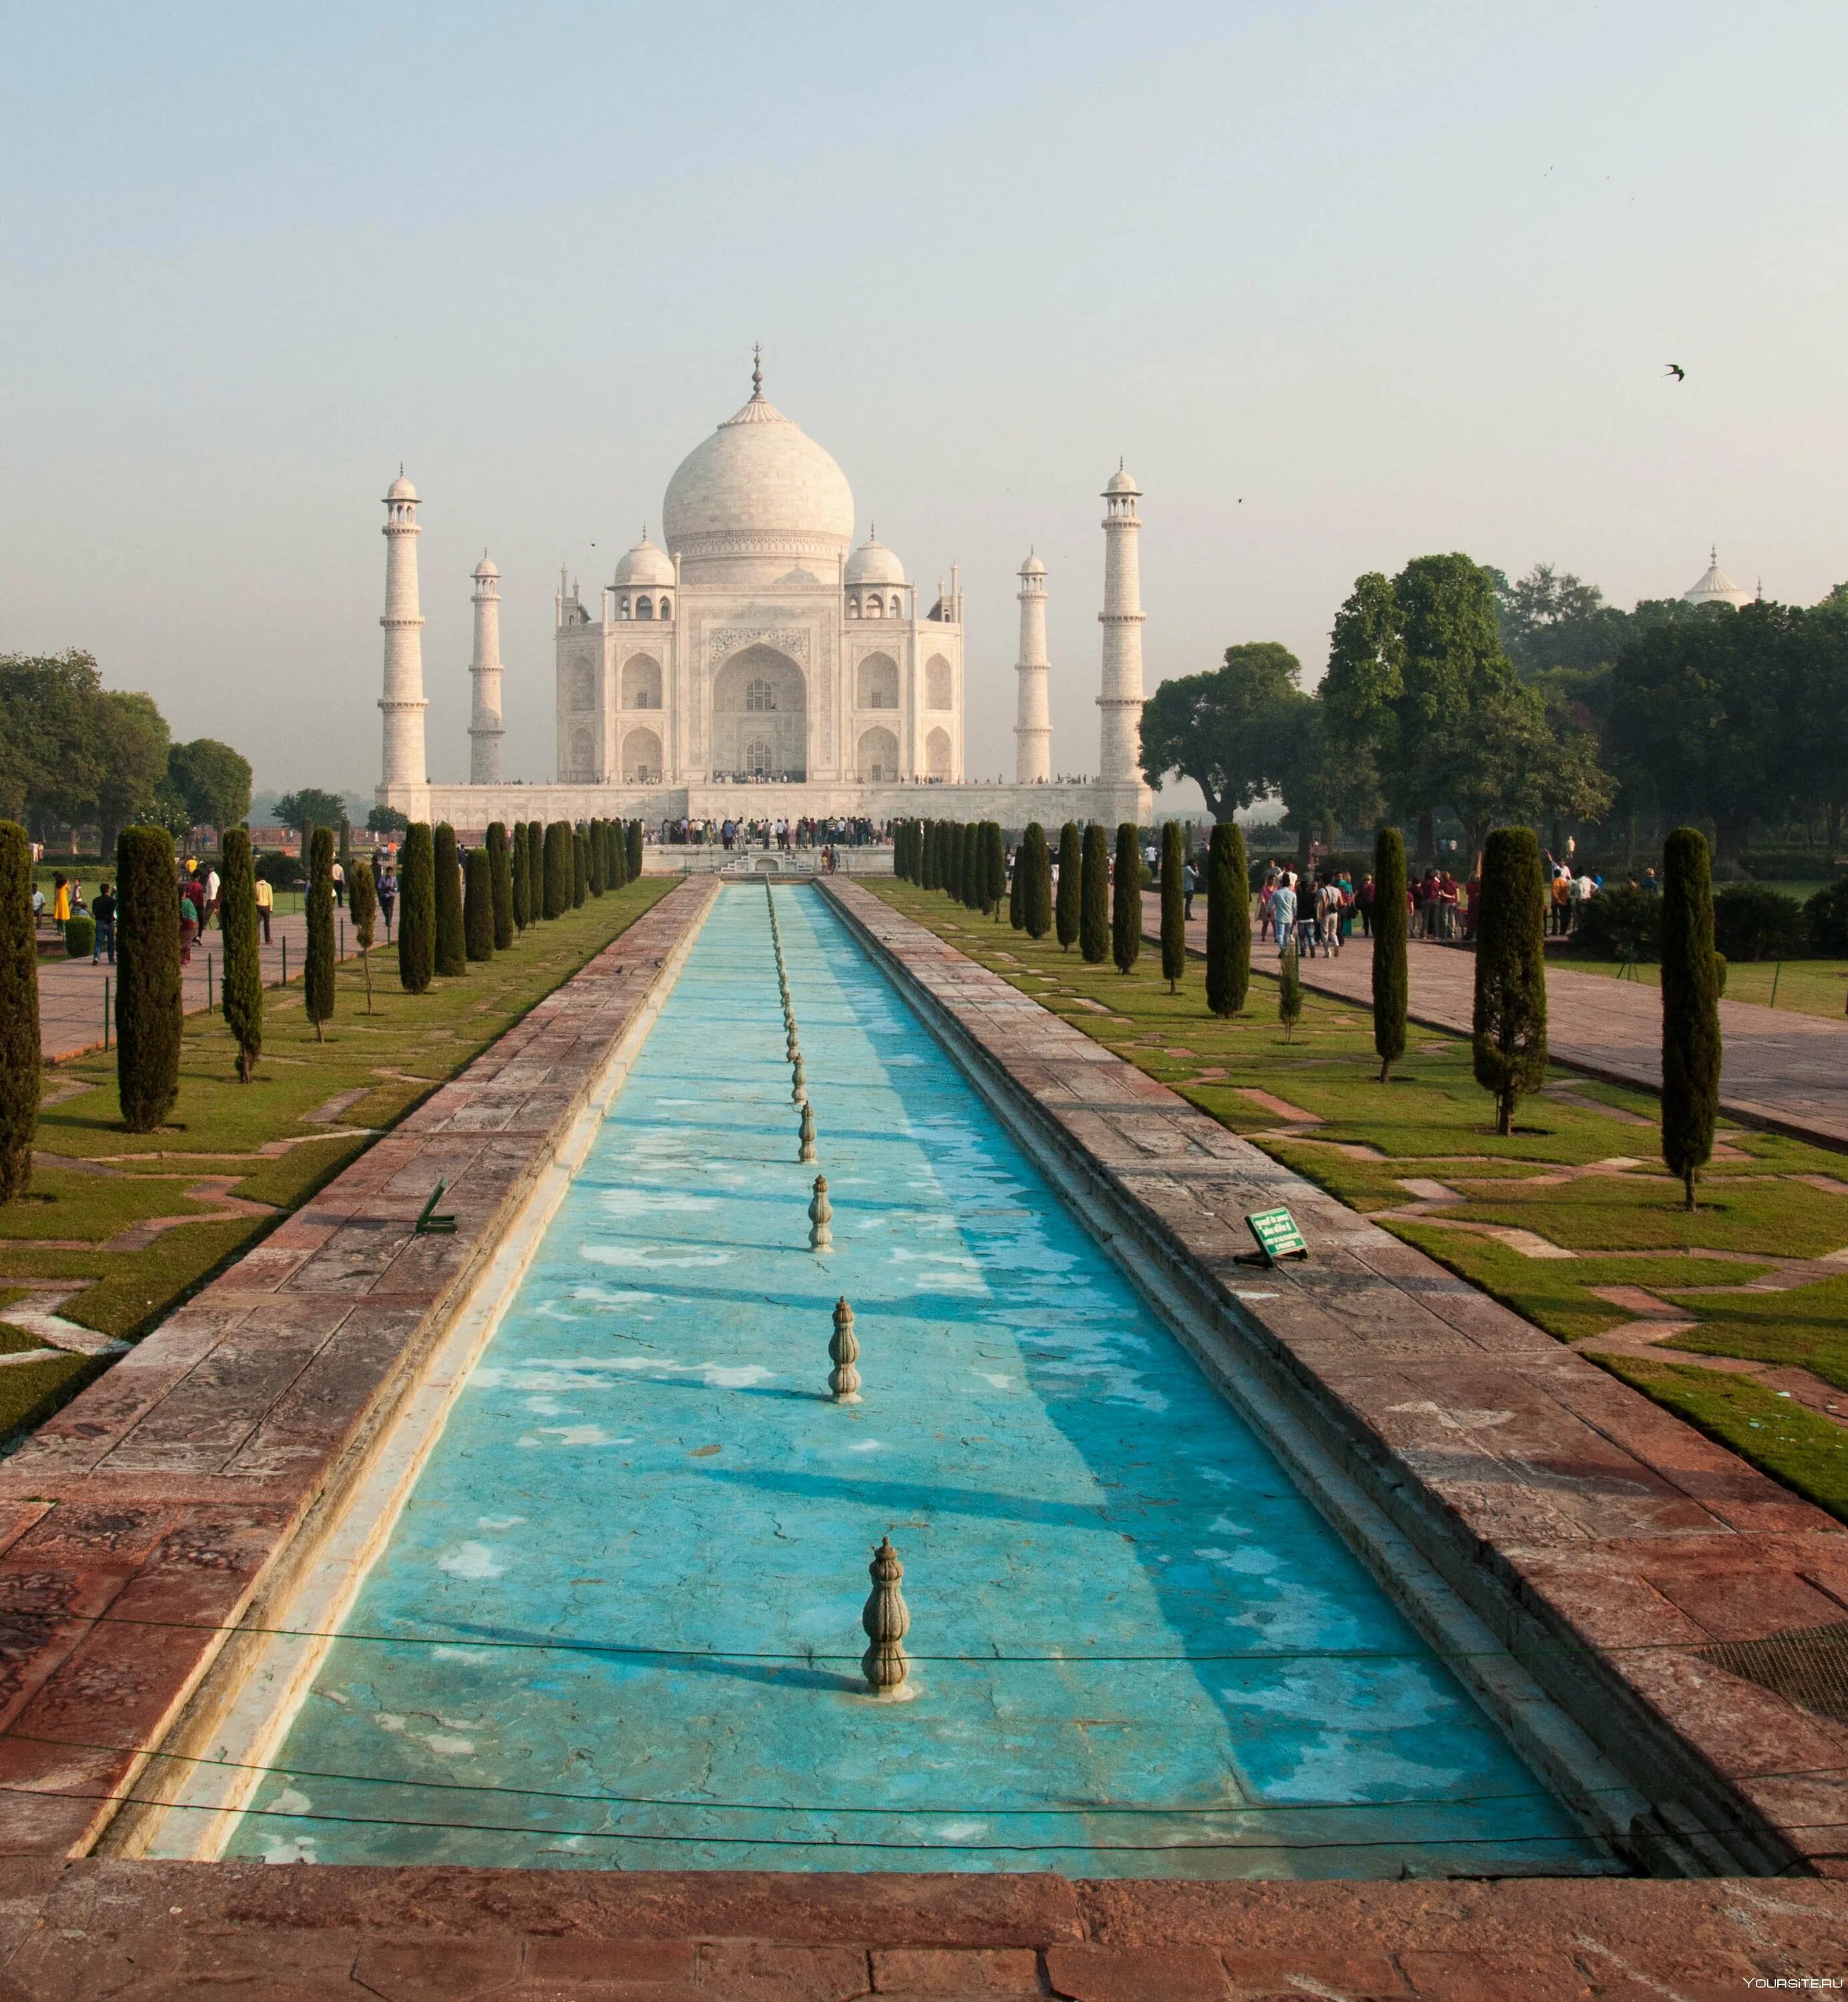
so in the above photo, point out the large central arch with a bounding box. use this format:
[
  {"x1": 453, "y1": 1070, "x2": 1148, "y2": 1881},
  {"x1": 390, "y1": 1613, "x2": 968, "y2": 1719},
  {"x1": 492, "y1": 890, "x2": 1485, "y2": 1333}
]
[{"x1": 710, "y1": 643, "x2": 807, "y2": 780}]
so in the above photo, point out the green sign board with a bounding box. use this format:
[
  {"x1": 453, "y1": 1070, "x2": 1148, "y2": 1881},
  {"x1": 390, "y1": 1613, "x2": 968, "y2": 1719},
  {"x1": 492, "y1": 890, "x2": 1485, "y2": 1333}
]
[{"x1": 1243, "y1": 1205, "x2": 1307, "y2": 1265}]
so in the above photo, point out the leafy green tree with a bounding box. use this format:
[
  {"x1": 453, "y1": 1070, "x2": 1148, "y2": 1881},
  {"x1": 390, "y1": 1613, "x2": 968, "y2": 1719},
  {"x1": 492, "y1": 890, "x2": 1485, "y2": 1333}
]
[
  {"x1": 434, "y1": 823, "x2": 467, "y2": 976},
  {"x1": 511, "y1": 822, "x2": 530, "y2": 931},
  {"x1": 464, "y1": 848, "x2": 495, "y2": 961},
  {"x1": 1277, "y1": 942, "x2": 1303, "y2": 1042},
  {"x1": 93, "y1": 693, "x2": 172, "y2": 852},
  {"x1": 1159, "y1": 822, "x2": 1185, "y2": 992},
  {"x1": 1055, "y1": 822, "x2": 1081, "y2": 950},
  {"x1": 304, "y1": 825, "x2": 336, "y2": 1040},
  {"x1": 984, "y1": 822, "x2": 1007, "y2": 918},
  {"x1": 1139, "y1": 642, "x2": 1304, "y2": 819},
  {"x1": 398, "y1": 823, "x2": 435, "y2": 993},
  {"x1": 348, "y1": 856, "x2": 377, "y2": 1014},
  {"x1": 1789, "y1": 597, "x2": 1848, "y2": 859},
  {"x1": 274, "y1": 788, "x2": 348, "y2": 842},
  {"x1": 1205, "y1": 821, "x2": 1249, "y2": 1017},
  {"x1": 1111, "y1": 823, "x2": 1141, "y2": 974},
  {"x1": 1079, "y1": 824, "x2": 1109, "y2": 963},
  {"x1": 1472, "y1": 826, "x2": 1548, "y2": 1135},
  {"x1": 1372, "y1": 827, "x2": 1408, "y2": 1082},
  {"x1": 366, "y1": 805, "x2": 410, "y2": 838},
  {"x1": 219, "y1": 827, "x2": 264, "y2": 1076},
  {"x1": 487, "y1": 822, "x2": 513, "y2": 948},
  {"x1": 115, "y1": 825, "x2": 182, "y2": 1132},
  {"x1": 168, "y1": 739, "x2": 253, "y2": 834},
  {"x1": 1022, "y1": 823, "x2": 1052, "y2": 940},
  {"x1": 0, "y1": 823, "x2": 39, "y2": 1197},
  {"x1": 1660, "y1": 827, "x2": 1721, "y2": 1211},
  {"x1": 543, "y1": 821, "x2": 571, "y2": 920}
]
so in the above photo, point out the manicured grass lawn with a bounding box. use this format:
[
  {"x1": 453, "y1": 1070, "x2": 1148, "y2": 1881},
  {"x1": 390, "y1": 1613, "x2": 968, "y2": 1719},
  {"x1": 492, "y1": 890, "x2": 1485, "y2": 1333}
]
[
  {"x1": 0, "y1": 878, "x2": 673, "y2": 1445},
  {"x1": 866, "y1": 880, "x2": 1848, "y2": 1522},
  {"x1": 1562, "y1": 951, "x2": 1848, "y2": 1022}
]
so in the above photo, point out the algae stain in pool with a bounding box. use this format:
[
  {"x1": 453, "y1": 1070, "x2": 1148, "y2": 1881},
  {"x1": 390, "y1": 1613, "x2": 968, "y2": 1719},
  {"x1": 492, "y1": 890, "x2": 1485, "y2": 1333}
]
[{"x1": 228, "y1": 884, "x2": 1603, "y2": 1877}]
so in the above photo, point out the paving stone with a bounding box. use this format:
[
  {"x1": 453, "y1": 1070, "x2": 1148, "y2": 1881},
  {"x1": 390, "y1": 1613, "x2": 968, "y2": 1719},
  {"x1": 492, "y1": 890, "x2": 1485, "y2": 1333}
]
[
  {"x1": 523, "y1": 1938, "x2": 697, "y2": 1985},
  {"x1": 868, "y1": 1947, "x2": 1040, "y2": 1992},
  {"x1": 352, "y1": 1934, "x2": 524, "y2": 1999},
  {"x1": 1043, "y1": 1943, "x2": 1229, "y2": 2001},
  {"x1": 688, "y1": 1941, "x2": 869, "y2": 1999}
]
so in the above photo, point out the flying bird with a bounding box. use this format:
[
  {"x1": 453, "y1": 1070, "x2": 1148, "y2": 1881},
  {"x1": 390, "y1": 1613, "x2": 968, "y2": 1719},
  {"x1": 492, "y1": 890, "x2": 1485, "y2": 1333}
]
[{"x1": 1664, "y1": 363, "x2": 1686, "y2": 382}]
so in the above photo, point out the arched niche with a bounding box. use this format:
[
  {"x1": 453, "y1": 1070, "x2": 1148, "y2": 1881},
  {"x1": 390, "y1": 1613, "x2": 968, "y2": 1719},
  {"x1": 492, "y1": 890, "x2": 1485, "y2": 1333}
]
[
  {"x1": 857, "y1": 725, "x2": 900, "y2": 782},
  {"x1": 924, "y1": 725, "x2": 952, "y2": 779},
  {"x1": 711, "y1": 643, "x2": 806, "y2": 781},
  {"x1": 857, "y1": 652, "x2": 899, "y2": 710},
  {"x1": 924, "y1": 654, "x2": 953, "y2": 711},
  {"x1": 568, "y1": 659, "x2": 596, "y2": 710},
  {"x1": 621, "y1": 655, "x2": 663, "y2": 709},
  {"x1": 622, "y1": 726, "x2": 663, "y2": 783},
  {"x1": 569, "y1": 726, "x2": 595, "y2": 777}
]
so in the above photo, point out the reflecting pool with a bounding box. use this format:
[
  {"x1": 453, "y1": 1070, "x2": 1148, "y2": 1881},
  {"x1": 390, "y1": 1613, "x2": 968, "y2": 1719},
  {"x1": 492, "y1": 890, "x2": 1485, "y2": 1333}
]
[{"x1": 228, "y1": 884, "x2": 1603, "y2": 1875}]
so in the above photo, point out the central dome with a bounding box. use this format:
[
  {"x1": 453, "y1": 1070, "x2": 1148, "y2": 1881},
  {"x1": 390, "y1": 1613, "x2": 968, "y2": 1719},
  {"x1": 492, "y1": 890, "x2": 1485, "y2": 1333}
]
[{"x1": 661, "y1": 374, "x2": 855, "y2": 584}]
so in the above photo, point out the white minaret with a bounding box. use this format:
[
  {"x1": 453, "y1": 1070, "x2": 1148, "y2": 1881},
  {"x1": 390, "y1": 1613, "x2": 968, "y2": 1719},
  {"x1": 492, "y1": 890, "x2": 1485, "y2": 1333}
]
[
  {"x1": 378, "y1": 470, "x2": 428, "y2": 797},
  {"x1": 1097, "y1": 462, "x2": 1145, "y2": 787},
  {"x1": 1013, "y1": 551, "x2": 1052, "y2": 784},
  {"x1": 469, "y1": 552, "x2": 505, "y2": 785}
]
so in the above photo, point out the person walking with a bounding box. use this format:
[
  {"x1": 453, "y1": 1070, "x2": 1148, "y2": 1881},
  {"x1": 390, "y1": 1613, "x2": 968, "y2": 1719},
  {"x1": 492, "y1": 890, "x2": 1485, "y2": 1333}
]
[
  {"x1": 205, "y1": 863, "x2": 222, "y2": 928},
  {"x1": 331, "y1": 857, "x2": 346, "y2": 908},
  {"x1": 376, "y1": 866, "x2": 396, "y2": 941},
  {"x1": 253, "y1": 870, "x2": 274, "y2": 944},
  {"x1": 91, "y1": 880, "x2": 116, "y2": 964},
  {"x1": 1271, "y1": 875, "x2": 1297, "y2": 956},
  {"x1": 52, "y1": 874, "x2": 70, "y2": 926},
  {"x1": 1182, "y1": 852, "x2": 1199, "y2": 922},
  {"x1": 178, "y1": 877, "x2": 201, "y2": 967}
]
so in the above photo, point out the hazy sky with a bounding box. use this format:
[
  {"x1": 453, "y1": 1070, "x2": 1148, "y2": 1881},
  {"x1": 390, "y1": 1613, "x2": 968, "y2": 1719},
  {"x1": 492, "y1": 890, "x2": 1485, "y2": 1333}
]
[{"x1": 4, "y1": 1, "x2": 1843, "y2": 798}]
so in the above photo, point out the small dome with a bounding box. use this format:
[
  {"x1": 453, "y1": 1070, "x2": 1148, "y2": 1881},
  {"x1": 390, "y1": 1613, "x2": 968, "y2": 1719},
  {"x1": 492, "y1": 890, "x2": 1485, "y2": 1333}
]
[
  {"x1": 846, "y1": 536, "x2": 905, "y2": 587},
  {"x1": 473, "y1": 551, "x2": 499, "y2": 580},
  {"x1": 1683, "y1": 547, "x2": 1750, "y2": 611},
  {"x1": 614, "y1": 532, "x2": 675, "y2": 588},
  {"x1": 386, "y1": 472, "x2": 417, "y2": 500},
  {"x1": 1103, "y1": 464, "x2": 1140, "y2": 496},
  {"x1": 1019, "y1": 551, "x2": 1045, "y2": 578}
]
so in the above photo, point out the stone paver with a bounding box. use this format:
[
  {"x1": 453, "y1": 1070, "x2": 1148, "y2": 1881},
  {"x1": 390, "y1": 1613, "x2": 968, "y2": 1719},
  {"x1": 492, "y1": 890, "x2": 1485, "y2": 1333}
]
[
  {"x1": 0, "y1": 1863, "x2": 1839, "y2": 1997},
  {"x1": 1142, "y1": 893, "x2": 1848, "y2": 1150},
  {"x1": 35, "y1": 908, "x2": 352, "y2": 1062},
  {"x1": 0, "y1": 878, "x2": 716, "y2": 1859},
  {"x1": 831, "y1": 880, "x2": 1848, "y2": 1881}
]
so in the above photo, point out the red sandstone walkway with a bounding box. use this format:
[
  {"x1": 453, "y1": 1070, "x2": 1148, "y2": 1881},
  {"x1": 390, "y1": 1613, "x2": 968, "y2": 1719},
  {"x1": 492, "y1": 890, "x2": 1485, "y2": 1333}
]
[
  {"x1": 1144, "y1": 894, "x2": 1848, "y2": 1150},
  {"x1": 35, "y1": 908, "x2": 370, "y2": 1062}
]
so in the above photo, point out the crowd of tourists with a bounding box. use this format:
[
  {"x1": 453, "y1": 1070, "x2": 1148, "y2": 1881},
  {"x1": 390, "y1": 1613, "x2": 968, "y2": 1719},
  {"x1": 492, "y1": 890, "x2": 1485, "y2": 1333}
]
[{"x1": 660, "y1": 815, "x2": 887, "y2": 851}]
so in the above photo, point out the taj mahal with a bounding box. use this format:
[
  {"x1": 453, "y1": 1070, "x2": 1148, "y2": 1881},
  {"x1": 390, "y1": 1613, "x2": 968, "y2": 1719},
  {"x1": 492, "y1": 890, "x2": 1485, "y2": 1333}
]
[{"x1": 375, "y1": 357, "x2": 1155, "y2": 831}]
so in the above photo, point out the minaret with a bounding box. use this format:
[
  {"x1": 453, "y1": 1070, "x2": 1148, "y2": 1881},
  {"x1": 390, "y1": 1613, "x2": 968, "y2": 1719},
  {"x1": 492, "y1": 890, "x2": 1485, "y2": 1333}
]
[
  {"x1": 1013, "y1": 551, "x2": 1052, "y2": 783},
  {"x1": 378, "y1": 470, "x2": 428, "y2": 797},
  {"x1": 469, "y1": 553, "x2": 506, "y2": 785},
  {"x1": 1097, "y1": 462, "x2": 1145, "y2": 787}
]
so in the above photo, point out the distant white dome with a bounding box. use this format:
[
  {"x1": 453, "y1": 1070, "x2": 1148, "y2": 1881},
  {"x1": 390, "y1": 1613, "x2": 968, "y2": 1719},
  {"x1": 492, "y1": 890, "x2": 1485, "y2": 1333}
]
[
  {"x1": 473, "y1": 551, "x2": 499, "y2": 580},
  {"x1": 387, "y1": 472, "x2": 417, "y2": 500},
  {"x1": 1019, "y1": 551, "x2": 1045, "y2": 578},
  {"x1": 662, "y1": 366, "x2": 854, "y2": 582},
  {"x1": 846, "y1": 536, "x2": 905, "y2": 587},
  {"x1": 1683, "y1": 547, "x2": 1751, "y2": 611},
  {"x1": 1104, "y1": 464, "x2": 1140, "y2": 496},
  {"x1": 613, "y1": 532, "x2": 675, "y2": 588}
]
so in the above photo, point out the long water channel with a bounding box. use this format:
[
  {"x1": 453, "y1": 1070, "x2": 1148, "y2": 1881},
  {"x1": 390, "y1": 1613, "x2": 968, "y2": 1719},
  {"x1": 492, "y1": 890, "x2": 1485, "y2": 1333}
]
[{"x1": 225, "y1": 884, "x2": 1604, "y2": 1876}]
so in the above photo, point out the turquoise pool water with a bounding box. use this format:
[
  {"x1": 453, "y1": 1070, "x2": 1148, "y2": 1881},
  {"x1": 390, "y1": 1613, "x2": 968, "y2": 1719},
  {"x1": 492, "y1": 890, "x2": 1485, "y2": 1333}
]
[{"x1": 228, "y1": 884, "x2": 1602, "y2": 1876}]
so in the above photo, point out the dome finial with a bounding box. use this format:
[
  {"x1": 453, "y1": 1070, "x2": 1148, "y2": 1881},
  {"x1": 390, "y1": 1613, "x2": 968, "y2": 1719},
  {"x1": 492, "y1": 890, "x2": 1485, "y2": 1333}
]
[{"x1": 751, "y1": 342, "x2": 763, "y2": 398}]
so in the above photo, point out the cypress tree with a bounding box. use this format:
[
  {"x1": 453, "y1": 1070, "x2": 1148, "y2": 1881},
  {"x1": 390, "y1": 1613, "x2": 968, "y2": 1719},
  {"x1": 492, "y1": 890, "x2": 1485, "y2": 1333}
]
[
  {"x1": 627, "y1": 819, "x2": 643, "y2": 881},
  {"x1": 1278, "y1": 942, "x2": 1304, "y2": 1042},
  {"x1": 526, "y1": 820, "x2": 545, "y2": 922},
  {"x1": 543, "y1": 820, "x2": 571, "y2": 919},
  {"x1": 1056, "y1": 821, "x2": 1081, "y2": 950},
  {"x1": 963, "y1": 823, "x2": 984, "y2": 911},
  {"x1": 920, "y1": 819, "x2": 938, "y2": 891},
  {"x1": 984, "y1": 822, "x2": 1007, "y2": 919},
  {"x1": 571, "y1": 827, "x2": 588, "y2": 908},
  {"x1": 1160, "y1": 821, "x2": 1186, "y2": 993},
  {"x1": 1008, "y1": 838, "x2": 1024, "y2": 929},
  {"x1": 1660, "y1": 825, "x2": 1721, "y2": 1211},
  {"x1": 942, "y1": 821, "x2": 960, "y2": 900},
  {"x1": 349, "y1": 856, "x2": 377, "y2": 1014},
  {"x1": 1022, "y1": 823, "x2": 1052, "y2": 940},
  {"x1": 589, "y1": 817, "x2": 607, "y2": 896},
  {"x1": 398, "y1": 821, "x2": 435, "y2": 994},
  {"x1": 1206, "y1": 821, "x2": 1249, "y2": 1017},
  {"x1": 465, "y1": 848, "x2": 495, "y2": 960},
  {"x1": 511, "y1": 821, "x2": 531, "y2": 932},
  {"x1": 304, "y1": 824, "x2": 336, "y2": 1040},
  {"x1": 434, "y1": 823, "x2": 466, "y2": 976},
  {"x1": 1112, "y1": 822, "x2": 1141, "y2": 974},
  {"x1": 603, "y1": 819, "x2": 622, "y2": 890},
  {"x1": 0, "y1": 822, "x2": 40, "y2": 1198},
  {"x1": 218, "y1": 826, "x2": 264, "y2": 1076},
  {"x1": 116, "y1": 825, "x2": 182, "y2": 1133},
  {"x1": 487, "y1": 821, "x2": 513, "y2": 948},
  {"x1": 1472, "y1": 825, "x2": 1548, "y2": 1136},
  {"x1": 1080, "y1": 823, "x2": 1109, "y2": 963},
  {"x1": 1372, "y1": 827, "x2": 1409, "y2": 1082}
]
